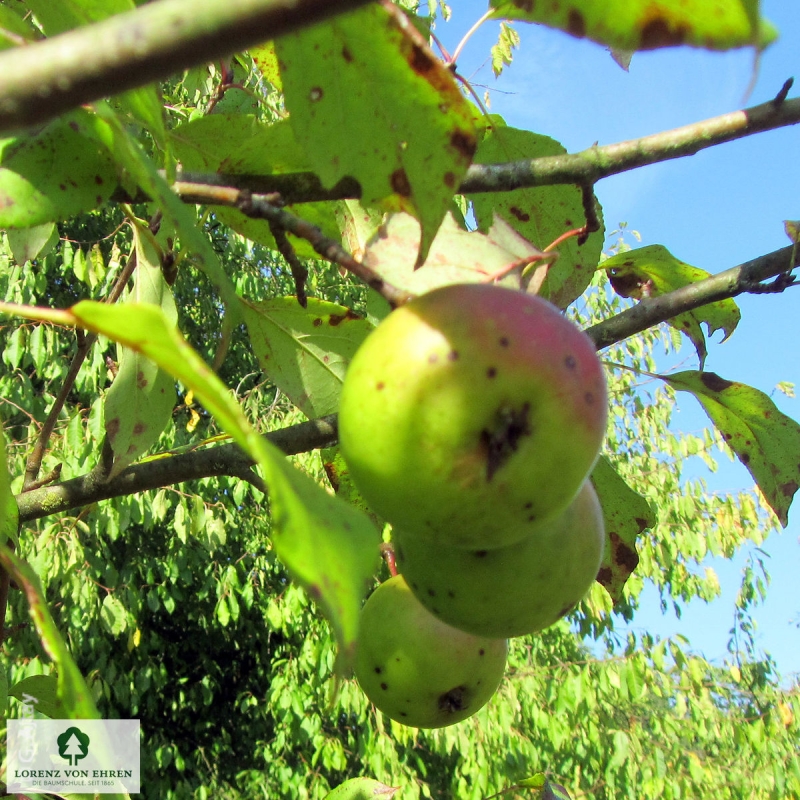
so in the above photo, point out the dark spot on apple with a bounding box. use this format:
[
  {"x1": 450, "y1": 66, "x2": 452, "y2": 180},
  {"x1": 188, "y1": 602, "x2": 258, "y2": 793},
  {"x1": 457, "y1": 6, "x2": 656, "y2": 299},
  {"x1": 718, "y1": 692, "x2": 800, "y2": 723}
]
[
  {"x1": 486, "y1": 367, "x2": 497, "y2": 378},
  {"x1": 391, "y1": 168, "x2": 411, "y2": 197},
  {"x1": 478, "y1": 648, "x2": 485, "y2": 656},
  {"x1": 342, "y1": 46, "x2": 353, "y2": 62},
  {"x1": 584, "y1": 392, "x2": 595, "y2": 404},
  {"x1": 438, "y1": 686, "x2": 469, "y2": 713},
  {"x1": 527, "y1": 515, "x2": 536, "y2": 522},
  {"x1": 447, "y1": 590, "x2": 455, "y2": 598},
  {"x1": 411, "y1": 581, "x2": 419, "y2": 590},
  {"x1": 427, "y1": 588, "x2": 436, "y2": 597},
  {"x1": 374, "y1": 666, "x2": 382, "y2": 674},
  {"x1": 428, "y1": 353, "x2": 439, "y2": 364},
  {"x1": 499, "y1": 336, "x2": 510, "y2": 347},
  {"x1": 400, "y1": 711, "x2": 408, "y2": 717},
  {"x1": 480, "y1": 403, "x2": 532, "y2": 480},
  {"x1": 380, "y1": 682, "x2": 388, "y2": 690},
  {"x1": 564, "y1": 355, "x2": 577, "y2": 369},
  {"x1": 448, "y1": 350, "x2": 459, "y2": 361},
  {"x1": 700, "y1": 372, "x2": 733, "y2": 393},
  {"x1": 474, "y1": 550, "x2": 488, "y2": 558},
  {"x1": 524, "y1": 501, "x2": 533, "y2": 509},
  {"x1": 376, "y1": 381, "x2": 385, "y2": 390},
  {"x1": 133, "y1": 422, "x2": 146, "y2": 436}
]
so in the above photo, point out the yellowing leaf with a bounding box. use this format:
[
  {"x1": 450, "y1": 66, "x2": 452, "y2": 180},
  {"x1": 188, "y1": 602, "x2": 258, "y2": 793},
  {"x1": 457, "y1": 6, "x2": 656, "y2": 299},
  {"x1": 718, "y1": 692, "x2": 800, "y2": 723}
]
[
  {"x1": 604, "y1": 244, "x2": 741, "y2": 367},
  {"x1": 662, "y1": 371, "x2": 800, "y2": 526},
  {"x1": 490, "y1": 0, "x2": 776, "y2": 52}
]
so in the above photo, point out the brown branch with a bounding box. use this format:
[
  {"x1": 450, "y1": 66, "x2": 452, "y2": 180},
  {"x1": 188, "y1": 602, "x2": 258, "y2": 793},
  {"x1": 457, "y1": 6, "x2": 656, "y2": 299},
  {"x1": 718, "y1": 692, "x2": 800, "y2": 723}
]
[
  {"x1": 22, "y1": 242, "x2": 138, "y2": 490},
  {"x1": 585, "y1": 245, "x2": 800, "y2": 351},
  {"x1": 152, "y1": 94, "x2": 800, "y2": 205},
  {"x1": 16, "y1": 414, "x2": 339, "y2": 523},
  {"x1": 0, "y1": 0, "x2": 374, "y2": 134}
]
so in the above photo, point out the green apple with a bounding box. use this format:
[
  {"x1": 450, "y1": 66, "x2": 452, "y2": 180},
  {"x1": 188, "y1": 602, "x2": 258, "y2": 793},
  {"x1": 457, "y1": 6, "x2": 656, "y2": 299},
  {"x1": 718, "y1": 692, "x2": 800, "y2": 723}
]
[
  {"x1": 354, "y1": 574, "x2": 507, "y2": 728},
  {"x1": 338, "y1": 283, "x2": 607, "y2": 549},
  {"x1": 394, "y1": 480, "x2": 605, "y2": 638}
]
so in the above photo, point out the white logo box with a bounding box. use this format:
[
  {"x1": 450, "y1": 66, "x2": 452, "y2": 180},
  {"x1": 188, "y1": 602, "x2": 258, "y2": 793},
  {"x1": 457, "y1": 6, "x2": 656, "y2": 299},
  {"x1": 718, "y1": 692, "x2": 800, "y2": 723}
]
[{"x1": 7, "y1": 719, "x2": 140, "y2": 794}]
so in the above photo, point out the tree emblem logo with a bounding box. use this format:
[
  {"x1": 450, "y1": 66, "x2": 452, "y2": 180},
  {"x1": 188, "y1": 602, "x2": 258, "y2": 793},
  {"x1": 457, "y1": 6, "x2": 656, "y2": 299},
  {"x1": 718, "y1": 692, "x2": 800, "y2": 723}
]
[{"x1": 56, "y1": 726, "x2": 90, "y2": 766}]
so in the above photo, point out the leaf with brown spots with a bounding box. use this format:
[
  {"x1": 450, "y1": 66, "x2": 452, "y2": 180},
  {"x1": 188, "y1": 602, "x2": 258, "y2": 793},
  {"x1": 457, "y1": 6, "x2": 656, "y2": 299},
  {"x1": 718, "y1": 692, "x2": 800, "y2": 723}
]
[
  {"x1": 603, "y1": 244, "x2": 741, "y2": 368},
  {"x1": 661, "y1": 371, "x2": 800, "y2": 526},
  {"x1": 242, "y1": 296, "x2": 374, "y2": 418},
  {"x1": 275, "y1": 3, "x2": 477, "y2": 265},
  {"x1": 470, "y1": 126, "x2": 604, "y2": 309},
  {"x1": 591, "y1": 455, "x2": 655, "y2": 603},
  {"x1": 0, "y1": 110, "x2": 116, "y2": 228},
  {"x1": 104, "y1": 222, "x2": 177, "y2": 479},
  {"x1": 489, "y1": 0, "x2": 777, "y2": 52}
]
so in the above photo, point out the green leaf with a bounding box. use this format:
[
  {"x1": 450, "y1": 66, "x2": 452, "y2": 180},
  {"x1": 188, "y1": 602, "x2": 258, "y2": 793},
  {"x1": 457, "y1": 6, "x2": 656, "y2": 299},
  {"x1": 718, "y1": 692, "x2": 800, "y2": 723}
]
[
  {"x1": 0, "y1": 425, "x2": 18, "y2": 547},
  {"x1": 276, "y1": 3, "x2": 477, "y2": 265},
  {"x1": 591, "y1": 455, "x2": 655, "y2": 602},
  {"x1": 0, "y1": 546, "x2": 100, "y2": 719},
  {"x1": 517, "y1": 773, "x2": 547, "y2": 788},
  {"x1": 0, "y1": 111, "x2": 117, "y2": 228},
  {"x1": 8, "y1": 674, "x2": 65, "y2": 719},
  {"x1": 242, "y1": 296, "x2": 373, "y2": 418},
  {"x1": 104, "y1": 223, "x2": 177, "y2": 479},
  {"x1": 0, "y1": 5, "x2": 38, "y2": 49},
  {"x1": 603, "y1": 244, "x2": 741, "y2": 367},
  {"x1": 0, "y1": 661, "x2": 6, "y2": 718},
  {"x1": 23, "y1": 0, "x2": 134, "y2": 35},
  {"x1": 171, "y1": 115, "x2": 338, "y2": 258},
  {"x1": 100, "y1": 594, "x2": 129, "y2": 636},
  {"x1": 323, "y1": 777, "x2": 398, "y2": 800},
  {"x1": 6, "y1": 224, "x2": 57, "y2": 265},
  {"x1": 661, "y1": 371, "x2": 800, "y2": 526},
  {"x1": 489, "y1": 0, "x2": 777, "y2": 52},
  {"x1": 470, "y1": 125, "x2": 604, "y2": 308},
  {"x1": 0, "y1": 300, "x2": 380, "y2": 668}
]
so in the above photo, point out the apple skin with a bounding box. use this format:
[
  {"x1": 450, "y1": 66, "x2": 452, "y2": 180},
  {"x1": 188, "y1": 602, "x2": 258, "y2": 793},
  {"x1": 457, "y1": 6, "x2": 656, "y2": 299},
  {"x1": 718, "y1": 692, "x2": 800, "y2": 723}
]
[
  {"x1": 338, "y1": 283, "x2": 607, "y2": 549},
  {"x1": 354, "y1": 574, "x2": 507, "y2": 728},
  {"x1": 393, "y1": 480, "x2": 605, "y2": 638}
]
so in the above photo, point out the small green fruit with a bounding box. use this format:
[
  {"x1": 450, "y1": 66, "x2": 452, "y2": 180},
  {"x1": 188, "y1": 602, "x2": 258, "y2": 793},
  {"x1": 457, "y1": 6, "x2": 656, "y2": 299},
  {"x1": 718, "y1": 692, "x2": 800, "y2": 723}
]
[
  {"x1": 339, "y1": 283, "x2": 607, "y2": 549},
  {"x1": 355, "y1": 574, "x2": 507, "y2": 728},
  {"x1": 394, "y1": 480, "x2": 605, "y2": 638}
]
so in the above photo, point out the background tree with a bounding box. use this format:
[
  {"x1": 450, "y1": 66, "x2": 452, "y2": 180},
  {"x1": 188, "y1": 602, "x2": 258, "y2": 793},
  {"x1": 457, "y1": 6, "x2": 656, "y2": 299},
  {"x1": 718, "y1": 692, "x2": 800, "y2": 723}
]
[{"x1": 0, "y1": 1, "x2": 798, "y2": 798}]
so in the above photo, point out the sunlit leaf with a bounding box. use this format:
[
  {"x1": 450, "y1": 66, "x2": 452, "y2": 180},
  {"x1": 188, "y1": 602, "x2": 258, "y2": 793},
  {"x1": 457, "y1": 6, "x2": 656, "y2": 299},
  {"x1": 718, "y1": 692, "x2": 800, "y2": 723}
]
[
  {"x1": 8, "y1": 674, "x2": 65, "y2": 719},
  {"x1": 0, "y1": 300, "x2": 380, "y2": 668},
  {"x1": 591, "y1": 455, "x2": 655, "y2": 602},
  {"x1": 276, "y1": 2, "x2": 477, "y2": 264},
  {"x1": 242, "y1": 296, "x2": 373, "y2": 418},
  {"x1": 490, "y1": 0, "x2": 777, "y2": 52},
  {"x1": 323, "y1": 777, "x2": 398, "y2": 799},
  {"x1": 604, "y1": 244, "x2": 741, "y2": 367},
  {"x1": 105, "y1": 223, "x2": 177, "y2": 479},
  {"x1": 661, "y1": 371, "x2": 800, "y2": 526},
  {"x1": 0, "y1": 425, "x2": 18, "y2": 546},
  {"x1": 0, "y1": 111, "x2": 117, "y2": 228}
]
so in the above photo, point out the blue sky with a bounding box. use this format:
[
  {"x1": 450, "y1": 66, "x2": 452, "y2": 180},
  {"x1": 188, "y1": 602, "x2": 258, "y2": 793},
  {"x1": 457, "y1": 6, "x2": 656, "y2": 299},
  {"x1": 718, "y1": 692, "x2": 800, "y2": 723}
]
[{"x1": 435, "y1": 1, "x2": 799, "y2": 681}]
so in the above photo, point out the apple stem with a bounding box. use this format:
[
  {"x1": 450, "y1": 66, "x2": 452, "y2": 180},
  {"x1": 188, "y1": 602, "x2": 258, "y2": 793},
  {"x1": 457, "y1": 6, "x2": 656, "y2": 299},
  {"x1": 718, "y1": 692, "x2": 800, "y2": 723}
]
[{"x1": 380, "y1": 543, "x2": 398, "y2": 577}]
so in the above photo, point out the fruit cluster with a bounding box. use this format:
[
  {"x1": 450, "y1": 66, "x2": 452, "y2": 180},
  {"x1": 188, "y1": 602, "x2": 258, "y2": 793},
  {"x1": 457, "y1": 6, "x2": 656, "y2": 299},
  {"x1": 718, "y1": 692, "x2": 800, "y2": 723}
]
[{"x1": 339, "y1": 283, "x2": 608, "y2": 728}]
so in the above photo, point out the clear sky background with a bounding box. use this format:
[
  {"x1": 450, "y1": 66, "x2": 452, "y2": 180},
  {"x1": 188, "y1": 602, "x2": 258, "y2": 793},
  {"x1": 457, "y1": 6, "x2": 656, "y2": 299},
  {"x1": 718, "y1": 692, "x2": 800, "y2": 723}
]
[{"x1": 435, "y1": 1, "x2": 799, "y2": 682}]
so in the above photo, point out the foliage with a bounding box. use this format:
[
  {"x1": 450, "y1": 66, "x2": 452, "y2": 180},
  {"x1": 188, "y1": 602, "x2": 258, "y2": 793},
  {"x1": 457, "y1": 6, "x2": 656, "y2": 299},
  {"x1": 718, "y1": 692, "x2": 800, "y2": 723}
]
[{"x1": 0, "y1": 0, "x2": 798, "y2": 799}]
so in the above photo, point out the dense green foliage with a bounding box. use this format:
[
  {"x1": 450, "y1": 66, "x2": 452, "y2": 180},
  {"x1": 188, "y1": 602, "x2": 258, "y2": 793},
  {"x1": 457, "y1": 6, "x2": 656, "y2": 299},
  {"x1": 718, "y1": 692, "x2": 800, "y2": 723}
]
[{"x1": 0, "y1": 1, "x2": 799, "y2": 799}]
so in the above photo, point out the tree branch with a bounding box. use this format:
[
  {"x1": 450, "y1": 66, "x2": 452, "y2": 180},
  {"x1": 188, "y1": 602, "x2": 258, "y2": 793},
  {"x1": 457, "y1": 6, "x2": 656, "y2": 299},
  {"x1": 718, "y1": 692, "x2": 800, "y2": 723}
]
[
  {"x1": 154, "y1": 94, "x2": 800, "y2": 204},
  {"x1": 16, "y1": 415, "x2": 338, "y2": 523},
  {"x1": 0, "y1": 0, "x2": 373, "y2": 134},
  {"x1": 586, "y1": 245, "x2": 799, "y2": 350}
]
